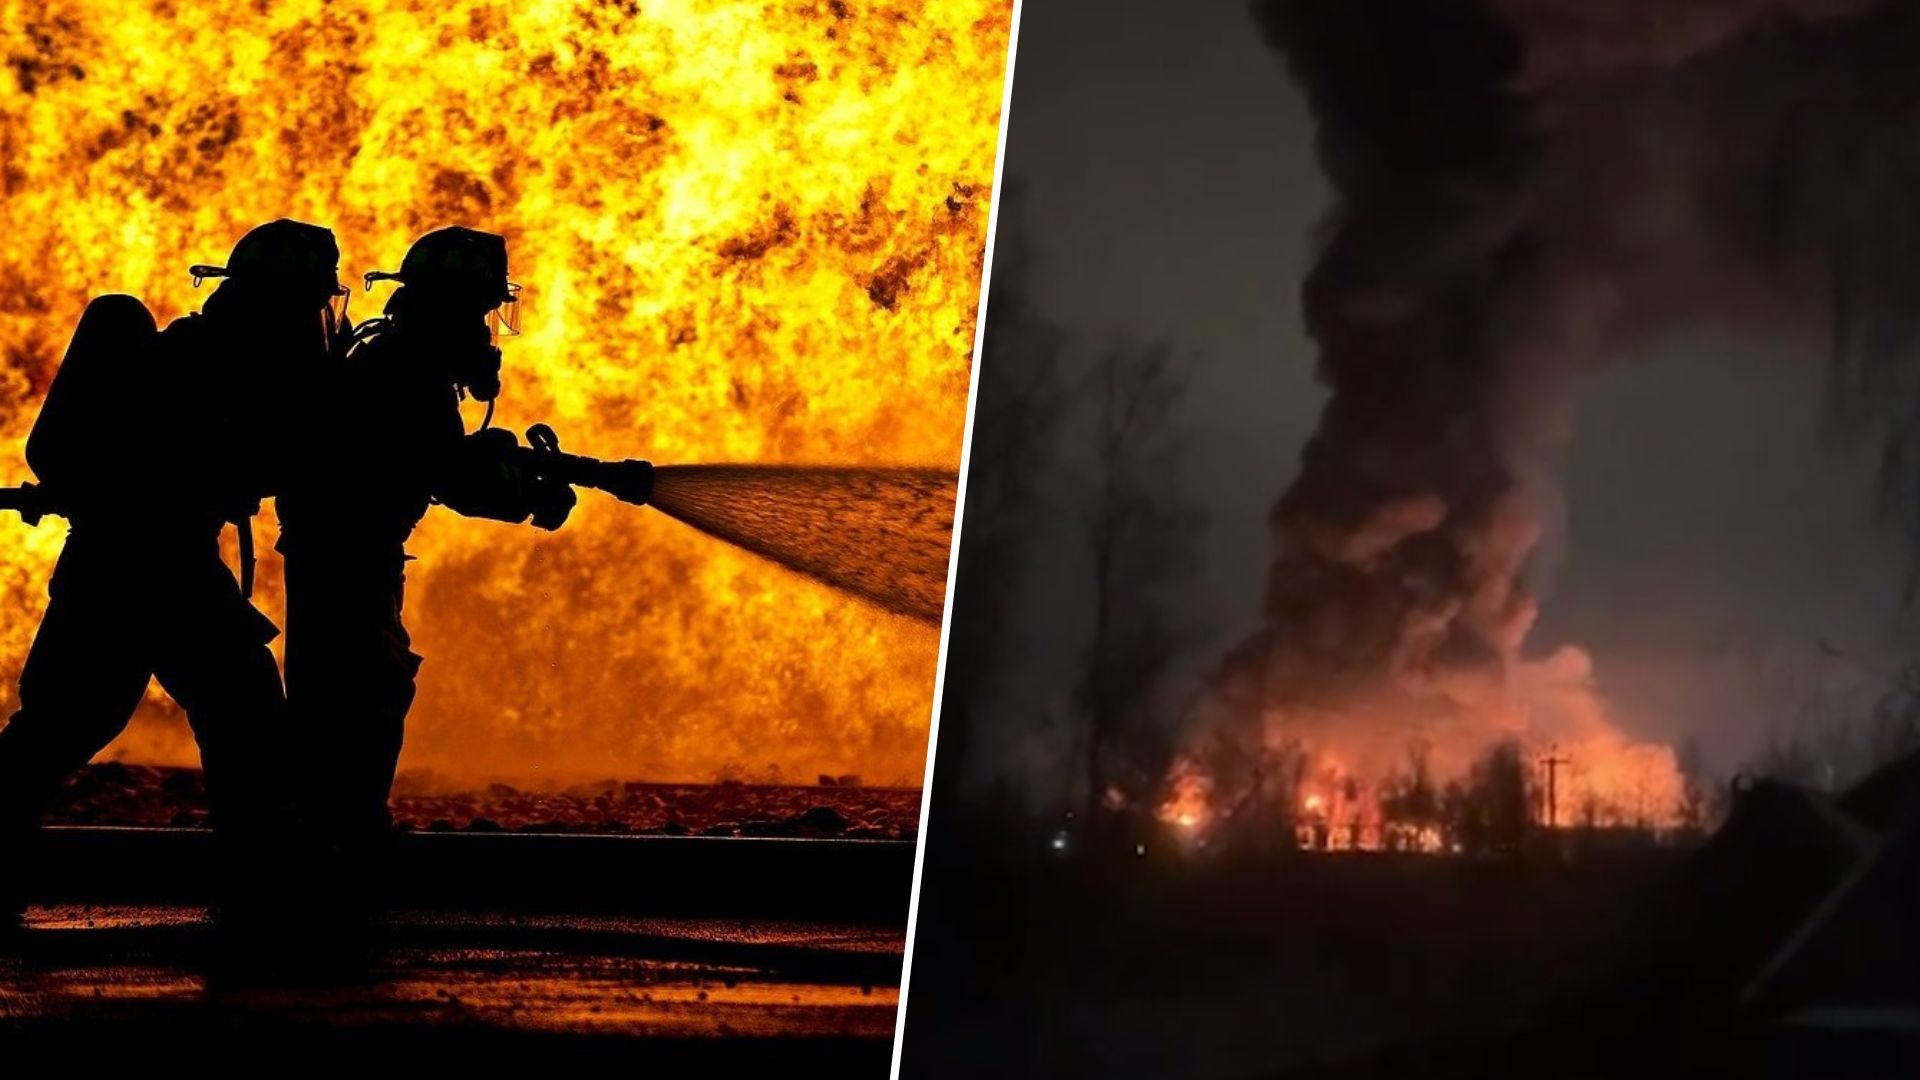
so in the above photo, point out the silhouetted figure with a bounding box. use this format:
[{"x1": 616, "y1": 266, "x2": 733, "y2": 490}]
[
  {"x1": 0, "y1": 220, "x2": 347, "y2": 921},
  {"x1": 277, "y1": 226, "x2": 573, "y2": 899}
]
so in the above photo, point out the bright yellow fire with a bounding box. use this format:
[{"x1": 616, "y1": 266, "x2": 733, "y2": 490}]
[{"x1": 0, "y1": 1, "x2": 1012, "y2": 783}]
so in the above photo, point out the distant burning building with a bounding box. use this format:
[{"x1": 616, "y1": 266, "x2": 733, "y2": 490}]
[{"x1": 1154, "y1": 0, "x2": 1920, "y2": 847}]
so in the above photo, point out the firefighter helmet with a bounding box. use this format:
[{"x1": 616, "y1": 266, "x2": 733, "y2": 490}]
[
  {"x1": 187, "y1": 219, "x2": 344, "y2": 300},
  {"x1": 364, "y1": 226, "x2": 520, "y2": 332}
]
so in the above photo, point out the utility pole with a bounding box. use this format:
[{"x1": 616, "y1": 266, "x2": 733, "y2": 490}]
[{"x1": 1542, "y1": 748, "x2": 1569, "y2": 829}]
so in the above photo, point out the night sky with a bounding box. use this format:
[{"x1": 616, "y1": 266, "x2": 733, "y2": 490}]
[{"x1": 963, "y1": 0, "x2": 1912, "y2": 791}]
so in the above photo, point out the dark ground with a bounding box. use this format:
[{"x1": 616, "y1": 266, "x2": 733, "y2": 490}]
[
  {"x1": 0, "y1": 904, "x2": 901, "y2": 1068},
  {"x1": 900, "y1": 830, "x2": 1692, "y2": 1079},
  {"x1": 2, "y1": 767, "x2": 921, "y2": 1068},
  {"x1": 898, "y1": 800, "x2": 1920, "y2": 1080},
  {"x1": 899, "y1": 761, "x2": 1920, "y2": 1079}
]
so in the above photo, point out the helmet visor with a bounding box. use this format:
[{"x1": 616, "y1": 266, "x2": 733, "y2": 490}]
[
  {"x1": 321, "y1": 282, "x2": 352, "y2": 353},
  {"x1": 488, "y1": 281, "x2": 523, "y2": 339},
  {"x1": 325, "y1": 282, "x2": 350, "y2": 325}
]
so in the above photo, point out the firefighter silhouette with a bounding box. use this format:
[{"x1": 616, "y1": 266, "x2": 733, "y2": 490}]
[
  {"x1": 277, "y1": 226, "x2": 573, "y2": 884},
  {"x1": 0, "y1": 220, "x2": 345, "y2": 920}
]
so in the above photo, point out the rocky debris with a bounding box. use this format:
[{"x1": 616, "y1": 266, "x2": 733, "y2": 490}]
[
  {"x1": 43, "y1": 763, "x2": 923, "y2": 840},
  {"x1": 797, "y1": 806, "x2": 851, "y2": 833}
]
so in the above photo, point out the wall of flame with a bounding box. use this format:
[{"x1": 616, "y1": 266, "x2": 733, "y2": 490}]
[{"x1": 0, "y1": 0, "x2": 1010, "y2": 784}]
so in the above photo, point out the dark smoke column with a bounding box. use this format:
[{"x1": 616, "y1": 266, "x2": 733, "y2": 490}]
[
  {"x1": 1170, "y1": 0, "x2": 1902, "y2": 818},
  {"x1": 1221, "y1": 0, "x2": 1595, "y2": 757}
]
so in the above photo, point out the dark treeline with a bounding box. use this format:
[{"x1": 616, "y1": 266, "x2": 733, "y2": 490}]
[{"x1": 929, "y1": 191, "x2": 1203, "y2": 853}]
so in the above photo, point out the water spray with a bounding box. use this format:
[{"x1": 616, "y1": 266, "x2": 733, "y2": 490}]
[{"x1": 503, "y1": 424, "x2": 955, "y2": 624}]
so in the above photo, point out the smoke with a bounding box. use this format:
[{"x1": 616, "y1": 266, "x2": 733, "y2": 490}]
[
  {"x1": 1171, "y1": 0, "x2": 1920, "y2": 817},
  {"x1": 1490, "y1": 0, "x2": 1874, "y2": 87}
]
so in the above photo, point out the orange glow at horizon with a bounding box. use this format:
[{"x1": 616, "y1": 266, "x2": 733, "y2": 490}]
[
  {"x1": 0, "y1": 1, "x2": 1012, "y2": 784},
  {"x1": 1156, "y1": 701, "x2": 1686, "y2": 853}
]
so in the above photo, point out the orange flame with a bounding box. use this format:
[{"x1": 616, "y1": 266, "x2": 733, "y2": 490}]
[
  {"x1": 1156, "y1": 652, "x2": 1686, "y2": 854},
  {"x1": 0, "y1": 2, "x2": 1012, "y2": 783},
  {"x1": 1156, "y1": 756, "x2": 1213, "y2": 834}
]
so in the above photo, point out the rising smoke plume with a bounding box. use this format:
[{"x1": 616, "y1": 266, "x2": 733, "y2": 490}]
[{"x1": 1169, "y1": 0, "x2": 1920, "y2": 830}]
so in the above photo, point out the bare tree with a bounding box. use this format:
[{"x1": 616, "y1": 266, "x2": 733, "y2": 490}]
[
  {"x1": 1740, "y1": 643, "x2": 1920, "y2": 792},
  {"x1": 1863, "y1": 669, "x2": 1920, "y2": 771},
  {"x1": 1202, "y1": 731, "x2": 1309, "y2": 855},
  {"x1": 1822, "y1": 643, "x2": 1920, "y2": 778},
  {"x1": 1676, "y1": 736, "x2": 1710, "y2": 833},
  {"x1": 1828, "y1": 124, "x2": 1920, "y2": 598},
  {"x1": 1381, "y1": 739, "x2": 1440, "y2": 849},
  {"x1": 1072, "y1": 342, "x2": 1199, "y2": 821},
  {"x1": 1453, "y1": 739, "x2": 1532, "y2": 856},
  {"x1": 1749, "y1": 734, "x2": 1822, "y2": 788},
  {"x1": 930, "y1": 191, "x2": 1068, "y2": 830}
]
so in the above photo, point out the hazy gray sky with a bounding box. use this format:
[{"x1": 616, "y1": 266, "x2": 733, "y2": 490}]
[{"x1": 978, "y1": 0, "x2": 1911, "y2": 784}]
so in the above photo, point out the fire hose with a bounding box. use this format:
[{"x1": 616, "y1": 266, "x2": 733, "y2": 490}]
[
  {"x1": 0, "y1": 426, "x2": 653, "y2": 524},
  {"x1": 509, "y1": 422, "x2": 655, "y2": 508},
  {"x1": 0, "y1": 428, "x2": 952, "y2": 623},
  {"x1": 0, "y1": 482, "x2": 55, "y2": 526}
]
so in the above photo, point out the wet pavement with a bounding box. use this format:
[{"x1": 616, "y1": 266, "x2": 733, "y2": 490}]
[{"x1": 0, "y1": 904, "x2": 903, "y2": 1066}]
